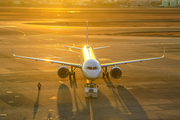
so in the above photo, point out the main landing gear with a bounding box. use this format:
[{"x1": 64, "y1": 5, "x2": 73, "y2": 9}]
[
  {"x1": 102, "y1": 67, "x2": 109, "y2": 79},
  {"x1": 69, "y1": 66, "x2": 76, "y2": 80}
]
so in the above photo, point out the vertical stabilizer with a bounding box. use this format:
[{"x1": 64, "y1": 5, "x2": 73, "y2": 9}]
[{"x1": 86, "y1": 21, "x2": 88, "y2": 45}]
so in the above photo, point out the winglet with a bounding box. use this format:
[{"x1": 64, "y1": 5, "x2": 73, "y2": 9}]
[
  {"x1": 11, "y1": 45, "x2": 15, "y2": 56},
  {"x1": 162, "y1": 46, "x2": 165, "y2": 58}
]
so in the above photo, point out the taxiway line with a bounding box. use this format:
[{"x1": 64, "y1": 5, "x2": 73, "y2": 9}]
[{"x1": 89, "y1": 98, "x2": 94, "y2": 120}]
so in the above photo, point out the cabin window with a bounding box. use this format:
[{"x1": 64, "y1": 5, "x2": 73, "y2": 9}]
[
  {"x1": 86, "y1": 66, "x2": 92, "y2": 70},
  {"x1": 93, "y1": 67, "x2": 97, "y2": 70},
  {"x1": 86, "y1": 66, "x2": 98, "y2": 70}
]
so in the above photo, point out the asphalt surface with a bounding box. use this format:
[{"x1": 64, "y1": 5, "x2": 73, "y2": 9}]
[{"x1": 0, "y1": 7, "x2": 180, "y2": 120}]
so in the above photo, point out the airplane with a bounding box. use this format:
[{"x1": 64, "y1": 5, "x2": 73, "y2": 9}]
[{"x1": 12, "y1": 21, "x2": 165, "y2": 81}]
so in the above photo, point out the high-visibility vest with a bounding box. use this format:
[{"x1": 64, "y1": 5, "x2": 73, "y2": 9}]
[{"x1": 38, "y1": 83, "x2": 41, "y2": 87}]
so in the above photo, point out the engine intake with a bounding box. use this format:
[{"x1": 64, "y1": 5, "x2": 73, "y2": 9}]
[
  {"x1": 110, "y1": 66, "x2": 122, "y2": 79},
  {"x1": 57, "y1": 66, "x2": 69, "y2": 78}
]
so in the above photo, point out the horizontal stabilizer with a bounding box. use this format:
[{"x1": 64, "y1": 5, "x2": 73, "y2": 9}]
[
  {"x1": 63, "y1": 46, "x2": 82, "y2": 50},
  {"x1": 93, "y1": 46, "x2": 110, "y2": 50}
]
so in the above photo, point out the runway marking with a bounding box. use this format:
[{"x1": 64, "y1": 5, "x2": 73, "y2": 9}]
[
  {"x1": 0, "y1": 26, "x2": 17, "y2": 27},
  {"x1": 7, "y1": 91, "x2": 12, "y2": 93},
  {"x1": 59, "y1": 81, "x2": 63, "y2": 83},
  {"x1": 50, "y1": 96, "x2": 57, "y2": 99},
  {"x1": 68, "y1": 44, "x2": 80, "y2": 54},
  {"x1": 0, "y1": 27, "x2": 26, "y2": 39},
  {"x1": 8, "y1": 101, "x2": 13, "y2": 103},
  {"x1": 124, "y1": 86, "x2": 133, "y2": 90},
  {"x1": 118, "y1": 113, "x2": 131, "y2": 114},
  {"x1": 48, "y1": 109, "x2": 55, "y2": 112},
  {"x1": 126, "y1": 87, "x2": 133, "y2": 90},
  {"x1": 89, "y1": 98, "x2": 94, "y2": 120},
  {"x1": 0, "y1": 114, "x2": 7, "y2": 117}
]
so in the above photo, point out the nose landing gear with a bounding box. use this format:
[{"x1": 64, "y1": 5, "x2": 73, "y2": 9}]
[{"x1": 102, "y1": 67, "x2": 109, "y2": 79}]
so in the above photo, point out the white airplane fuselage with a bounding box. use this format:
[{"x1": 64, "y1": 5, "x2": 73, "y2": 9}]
[{"x1": 81, "y1": 45, "x2": 101, "y2": 81}]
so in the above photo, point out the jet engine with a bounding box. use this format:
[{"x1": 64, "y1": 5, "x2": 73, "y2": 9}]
[
  {"x1": 110, "y1": 66, "x2": 122, "y2": 79},
  {"x1": 57, "y1": 66, "x2": 69, "y2": 78}
]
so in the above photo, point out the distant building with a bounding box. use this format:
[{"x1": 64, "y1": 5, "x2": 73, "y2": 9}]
[{"x1": 128, "y1": 0, "x2": 150, "y2": 7}]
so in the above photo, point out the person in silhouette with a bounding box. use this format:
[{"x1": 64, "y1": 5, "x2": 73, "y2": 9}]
[{"x1": 37, "y1": 82, "x2": 41, "y2": 91}]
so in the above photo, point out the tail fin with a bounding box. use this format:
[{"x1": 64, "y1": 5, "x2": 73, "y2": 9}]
[{"x1": 86, "y1": 21, "x2": 88, "y2": 45}]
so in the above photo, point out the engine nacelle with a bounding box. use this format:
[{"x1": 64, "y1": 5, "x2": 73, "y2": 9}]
[
  {"x1": 110, "y1": 66, "x2": 122, "y2": 79},
  {"x1": 57, "y1": 66, "x2": 69, "y2": 78}
]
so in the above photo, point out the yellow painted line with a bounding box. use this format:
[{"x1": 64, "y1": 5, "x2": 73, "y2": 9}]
[
  {"x1": 50, "y1": 96, "x2": 57, "y2": 100},
  {"x1": 126, "y1": 87, "x2": 133, "y2": 90},
  {"x1": 0, "y1": 114, "x2": 7, "y2": 117},
  {"x1": 118, "y1": 113, "x2": 131, "y2": 114},
  {"x1": 89, "y1": 98, "x2": 94, "y2": 120},
  {"x1": 0, "y1": 27, "x2": 26, "y2": 39},
  {"x1": 48, "y1": 109, "x2": 55, "y2": 112},
  {"x1": 8, "y1": 101, "x2": 13, "y2": 103},
  {"x1": 0, "y1": 26, "x2": 16, "y2": 27},
  {"x1": 7, "y1": 91, "x2": 12, "y2": 93}
]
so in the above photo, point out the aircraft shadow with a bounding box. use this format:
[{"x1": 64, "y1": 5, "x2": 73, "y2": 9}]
[
  {"x1": 57, "y1": 84, "x2": 90, "y2": 120},
  {"x1": 102, "y1": 77, "x2": 149, "y2": 120},
  {"x1": 103, "y1": 77, "x2": 115, "y2": 89},
  {"x1": 57, "y1": 84, "x2": 73, "y2": 120},
  {"x1": 69, "y1": 75, "x2": 77, "y2": 88},
  {"x1": 117, "y1": 85, "x2": 149, "y2": 120},
  {"x1": 33, "y1": 91, "x2": 40, "y2": 119},
  {"x1": 73, "y1": 86, "x2": 90, "y2": 120}
]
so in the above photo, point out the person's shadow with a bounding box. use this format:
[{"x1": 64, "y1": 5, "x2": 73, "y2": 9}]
[{"x1": 33, "y1": 91, "x2": 40, "y2": 119}]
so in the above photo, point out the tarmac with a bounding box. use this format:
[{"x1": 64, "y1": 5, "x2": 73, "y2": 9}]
[{"x1": 0, "y1": 7, "x2": 180, "y2": 120}]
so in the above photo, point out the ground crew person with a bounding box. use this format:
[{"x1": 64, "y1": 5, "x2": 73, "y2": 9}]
[{"x1": 37, "y1": 82, "x2": 41, "y2": 91}]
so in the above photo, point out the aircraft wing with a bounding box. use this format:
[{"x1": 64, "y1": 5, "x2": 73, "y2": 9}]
[
  {"x1": 13, "y1": 54, "x2": 81, "y2": 67},
  {"x1": 11, "y1": 48, "x2": 81, "y2": 67},
  {"x1": 101, "y1": 55, "x2": 164, "y2": 67},
  {"x1": 101, "y1": 48, "x2": 165, "y2": 67}
]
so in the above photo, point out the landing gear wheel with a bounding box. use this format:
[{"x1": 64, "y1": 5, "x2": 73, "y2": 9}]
[
  {"x1": 69, "y1": 72, "x2": 76, "y2": 80},
  {"x1": 102, "y1": 72, "x2": 109, "y2": 79},
  {"x1": 102, "y1": 67, "x2": 109, "y2": 79}
]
